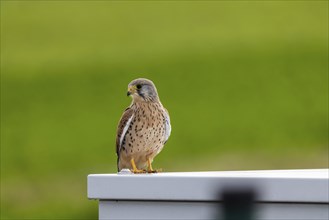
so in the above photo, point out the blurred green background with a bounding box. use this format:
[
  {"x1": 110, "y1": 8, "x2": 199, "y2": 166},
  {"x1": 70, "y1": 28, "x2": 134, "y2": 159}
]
[{"x1": 1, "y1": 1, "x2": 328, "y2": 219}]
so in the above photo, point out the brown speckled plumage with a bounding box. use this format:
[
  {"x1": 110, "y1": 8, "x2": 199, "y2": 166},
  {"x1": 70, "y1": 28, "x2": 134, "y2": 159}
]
[{"x1": 116, "y1": 78, "x2": 171, "y2": 173}]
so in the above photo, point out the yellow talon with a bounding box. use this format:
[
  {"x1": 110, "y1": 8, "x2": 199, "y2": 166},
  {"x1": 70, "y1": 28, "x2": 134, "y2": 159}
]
[
  {"x1": 130, "y1": 158, "x2": 145, "y2": 173},
  {"x1": 147, "y1": 158, "x2": 161, "y2": 173},
  {"x1": 147, "y1": 158, "x2": 154, "y2": 172}
]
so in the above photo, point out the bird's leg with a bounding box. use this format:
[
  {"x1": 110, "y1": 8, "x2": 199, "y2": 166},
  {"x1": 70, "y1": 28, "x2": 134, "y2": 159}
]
[
  {"x1": 147, "y1": 158, "x2": 159, "y2": 173},
  {"x1": 130, "y1": 158, "x2": 145, "y2": 174},
  {"x1": 147, "y1": 158, "x2": 154, "y2": 172}
]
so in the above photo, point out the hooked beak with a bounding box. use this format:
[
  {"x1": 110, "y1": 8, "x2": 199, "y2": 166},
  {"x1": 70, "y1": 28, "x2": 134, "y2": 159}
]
[{"x1": 127, "y1": 86, "x2": 136, "y2": 96}]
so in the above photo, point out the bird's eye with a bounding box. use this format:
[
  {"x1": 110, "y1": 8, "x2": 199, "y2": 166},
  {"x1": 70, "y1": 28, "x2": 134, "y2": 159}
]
[{"x1": 136, "y1": 84, "x2": 142, "y2": 89}]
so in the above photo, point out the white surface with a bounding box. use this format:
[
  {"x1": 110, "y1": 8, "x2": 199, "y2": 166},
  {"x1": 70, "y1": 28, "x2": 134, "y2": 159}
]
[
  {"x1": 88, "y1": 169, "x2": 329, "y2": 203},
  {"x1": 99, "y1": 201, "x2": 329, "y2": 220}
]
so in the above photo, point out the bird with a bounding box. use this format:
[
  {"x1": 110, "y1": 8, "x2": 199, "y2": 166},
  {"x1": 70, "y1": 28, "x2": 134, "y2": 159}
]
[{"x1": 116, "y1": 78, "x2": 171, "y2": 173}]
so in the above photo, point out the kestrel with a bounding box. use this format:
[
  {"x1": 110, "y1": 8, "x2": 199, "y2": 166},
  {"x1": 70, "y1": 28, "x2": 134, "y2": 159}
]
[{"x1": 116, "y1": 78, "x2": 171, "y2": 173}]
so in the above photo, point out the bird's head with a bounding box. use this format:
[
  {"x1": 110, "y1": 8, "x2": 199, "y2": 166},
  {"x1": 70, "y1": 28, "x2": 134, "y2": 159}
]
[{"x1": 127, "y1": 78, "x2": 159, "y2": 102}]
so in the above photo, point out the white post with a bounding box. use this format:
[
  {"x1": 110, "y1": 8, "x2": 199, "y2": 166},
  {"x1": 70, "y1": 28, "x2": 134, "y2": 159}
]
[{"x1": 88, "y1": 169, "x2": 329, "y2": 220}]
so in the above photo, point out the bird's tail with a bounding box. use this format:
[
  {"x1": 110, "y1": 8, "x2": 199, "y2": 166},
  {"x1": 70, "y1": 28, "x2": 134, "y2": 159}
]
[{"x1": 117, "y1": 157, "x2": 120, "y2": 172}]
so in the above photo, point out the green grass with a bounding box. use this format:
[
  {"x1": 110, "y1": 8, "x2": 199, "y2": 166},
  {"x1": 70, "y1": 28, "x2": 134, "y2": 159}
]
[{"x1": 1, "y1": 1, "x2": 328, "y2": 219}]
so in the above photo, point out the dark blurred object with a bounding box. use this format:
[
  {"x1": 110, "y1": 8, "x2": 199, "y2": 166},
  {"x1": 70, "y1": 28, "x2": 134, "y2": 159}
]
[{"x1": 221, "y1": 188, "x2": 256, "y2": 220}]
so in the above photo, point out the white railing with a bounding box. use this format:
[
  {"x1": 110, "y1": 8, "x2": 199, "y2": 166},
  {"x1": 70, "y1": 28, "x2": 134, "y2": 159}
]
[{"x1": 88, "y1": 169, "x2": 329, "y2": 220}]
